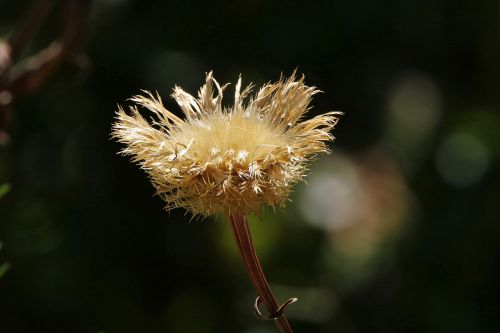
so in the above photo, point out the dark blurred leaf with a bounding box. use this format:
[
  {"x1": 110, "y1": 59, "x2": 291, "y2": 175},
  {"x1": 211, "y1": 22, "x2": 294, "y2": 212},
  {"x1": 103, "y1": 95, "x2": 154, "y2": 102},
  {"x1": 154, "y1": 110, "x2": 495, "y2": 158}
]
[
  {"x1": 0, "y1": 183, "x2": 10, "y2": 198},
  {"x1": 0, "y1": 262, "x2": 10, "y2": 279}
]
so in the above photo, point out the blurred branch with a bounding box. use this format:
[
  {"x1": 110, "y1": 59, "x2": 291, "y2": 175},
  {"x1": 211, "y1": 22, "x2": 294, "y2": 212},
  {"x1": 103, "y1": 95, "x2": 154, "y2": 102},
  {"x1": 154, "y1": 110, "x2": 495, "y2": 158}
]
[
  {"x1": 0, "y1": 0, "x2": 92, "y2": 145},
  {"x1": 7, "y1": 0, "x2": 57, "y2": 64}
]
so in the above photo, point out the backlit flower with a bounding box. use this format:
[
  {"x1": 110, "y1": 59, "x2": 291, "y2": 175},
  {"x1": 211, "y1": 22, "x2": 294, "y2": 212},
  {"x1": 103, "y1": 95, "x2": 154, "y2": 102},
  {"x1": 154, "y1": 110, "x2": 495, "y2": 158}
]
[{"x1": 112, "y1": 72, "x2": 341, "y2": 217}]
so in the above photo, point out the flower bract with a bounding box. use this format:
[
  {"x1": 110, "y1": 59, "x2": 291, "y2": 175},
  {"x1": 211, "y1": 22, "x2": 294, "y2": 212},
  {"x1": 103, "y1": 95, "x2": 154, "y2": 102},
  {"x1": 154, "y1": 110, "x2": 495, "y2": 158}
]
[{"x1": 112, "y1": 72, "x2": 341, "y2": 217}]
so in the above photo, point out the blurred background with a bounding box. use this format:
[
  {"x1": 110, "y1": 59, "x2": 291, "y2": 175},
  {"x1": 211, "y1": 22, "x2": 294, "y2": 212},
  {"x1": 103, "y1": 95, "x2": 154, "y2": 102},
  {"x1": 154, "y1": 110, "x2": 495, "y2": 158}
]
[{"x1": 1, "y1": 0, "x2": 499, "y2": 332}]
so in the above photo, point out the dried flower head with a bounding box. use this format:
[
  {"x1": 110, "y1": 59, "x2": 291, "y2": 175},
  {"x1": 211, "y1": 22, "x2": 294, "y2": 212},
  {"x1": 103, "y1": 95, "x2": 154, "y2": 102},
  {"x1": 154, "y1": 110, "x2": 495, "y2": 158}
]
[{"x1": 112, "y1": 72, "x2": 341, "y2": 217}]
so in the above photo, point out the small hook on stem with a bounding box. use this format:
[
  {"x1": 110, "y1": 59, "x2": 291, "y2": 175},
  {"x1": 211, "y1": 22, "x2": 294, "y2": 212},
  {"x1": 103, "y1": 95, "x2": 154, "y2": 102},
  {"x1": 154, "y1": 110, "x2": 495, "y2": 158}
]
[{"x1": 254, "y1": 296, "x2": 298, "y2": 320}]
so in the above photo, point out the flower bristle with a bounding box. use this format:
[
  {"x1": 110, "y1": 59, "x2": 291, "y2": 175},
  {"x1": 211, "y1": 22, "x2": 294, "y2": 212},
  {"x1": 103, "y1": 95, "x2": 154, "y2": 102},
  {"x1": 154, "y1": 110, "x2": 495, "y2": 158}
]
[{"x1": 112, "y1": 72, "x2": 341, "y2": 217}]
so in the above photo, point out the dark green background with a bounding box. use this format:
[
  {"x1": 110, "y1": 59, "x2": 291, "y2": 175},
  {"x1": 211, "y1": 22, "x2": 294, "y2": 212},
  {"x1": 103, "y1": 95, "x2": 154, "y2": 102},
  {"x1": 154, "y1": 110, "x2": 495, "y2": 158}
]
[{"x1": 1, "y1": 0, "x2": 499, "y2": 332}]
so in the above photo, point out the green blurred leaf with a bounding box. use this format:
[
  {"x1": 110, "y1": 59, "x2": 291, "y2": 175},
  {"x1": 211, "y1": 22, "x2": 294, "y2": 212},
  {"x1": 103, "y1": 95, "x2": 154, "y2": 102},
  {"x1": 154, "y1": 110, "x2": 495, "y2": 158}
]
[
  {"x1": 0, "y1": 262, "x2": 10, "y2": 279},
  {"x1": 0, "y1": 183, "x2": 11, "y2": 199}
]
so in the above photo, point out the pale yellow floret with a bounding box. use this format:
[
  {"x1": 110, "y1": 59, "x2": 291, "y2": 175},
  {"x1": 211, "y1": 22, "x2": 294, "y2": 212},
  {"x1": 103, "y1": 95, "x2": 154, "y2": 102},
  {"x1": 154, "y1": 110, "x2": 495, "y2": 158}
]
[{"x1": 112, "y1": 72, "x2": 341, "y2": 217}]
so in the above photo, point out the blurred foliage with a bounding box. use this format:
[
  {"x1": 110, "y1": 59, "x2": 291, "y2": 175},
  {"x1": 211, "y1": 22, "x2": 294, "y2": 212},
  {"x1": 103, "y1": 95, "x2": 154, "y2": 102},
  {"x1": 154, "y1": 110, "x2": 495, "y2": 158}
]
[
  {"x1": 0, "y1": 241, "x2": 10, "y2": 279},
  {"x1": 1, "y1": 185, "x2": 10, "y2": 278},
  {"x1": 0, "y1": 262, "x2": 9, "y2": 278},
  {"x1": 0, "y1": 183, "x2": 10, "y2": 198},
  {"x1": 1, "y1": 0, "x2": 500, "y2": 333}
]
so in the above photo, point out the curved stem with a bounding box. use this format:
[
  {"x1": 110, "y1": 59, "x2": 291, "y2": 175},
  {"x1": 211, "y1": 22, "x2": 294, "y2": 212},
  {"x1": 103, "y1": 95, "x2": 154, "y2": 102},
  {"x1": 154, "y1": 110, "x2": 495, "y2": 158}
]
[{"x1": 229, "y1": 213, "x2": 293, "y2": 333}]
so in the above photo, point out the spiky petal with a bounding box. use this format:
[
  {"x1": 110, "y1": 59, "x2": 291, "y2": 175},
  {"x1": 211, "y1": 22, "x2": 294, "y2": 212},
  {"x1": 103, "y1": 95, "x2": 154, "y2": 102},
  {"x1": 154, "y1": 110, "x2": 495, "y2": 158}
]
[{"x1": 112, "y1": 72, "x2": 341, "y2": 217}]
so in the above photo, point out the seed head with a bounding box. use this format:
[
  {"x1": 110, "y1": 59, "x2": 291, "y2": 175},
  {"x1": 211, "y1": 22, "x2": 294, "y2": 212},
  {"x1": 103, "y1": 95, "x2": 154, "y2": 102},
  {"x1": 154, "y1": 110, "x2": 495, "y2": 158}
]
[{"x1": 112, "y1": 72, "x2": 341, "y2": 217}]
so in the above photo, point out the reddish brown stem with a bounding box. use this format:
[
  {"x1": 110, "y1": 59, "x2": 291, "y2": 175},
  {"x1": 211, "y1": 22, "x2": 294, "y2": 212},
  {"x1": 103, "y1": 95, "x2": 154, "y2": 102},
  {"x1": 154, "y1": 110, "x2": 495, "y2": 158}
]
[
  {"x1": 229, "y1": 213, "x2": 294, "y2": 333},
  {"x1": 8, "y1": 0, "x2": 57, "y2": 62}
]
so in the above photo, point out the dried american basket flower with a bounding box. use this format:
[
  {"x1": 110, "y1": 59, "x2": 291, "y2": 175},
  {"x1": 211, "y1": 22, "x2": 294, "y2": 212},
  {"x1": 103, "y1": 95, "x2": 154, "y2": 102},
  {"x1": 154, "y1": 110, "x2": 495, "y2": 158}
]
[{"x1": 112, "y1": 72, "x2": 341, "y2": 217}]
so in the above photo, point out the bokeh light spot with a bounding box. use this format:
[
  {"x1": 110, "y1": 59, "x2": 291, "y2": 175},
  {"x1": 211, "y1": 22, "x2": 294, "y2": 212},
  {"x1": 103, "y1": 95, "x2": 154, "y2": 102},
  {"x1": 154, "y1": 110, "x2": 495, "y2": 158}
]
[
  {"x1": 299, "y1": 156, "x2": 362, "y2": 231},
  {"x1": 385, "y1": 71, "x2": 443, "y2": 172},
  {"x1": 435, "y1": 132, "x2": 490, "y2": 187}
]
